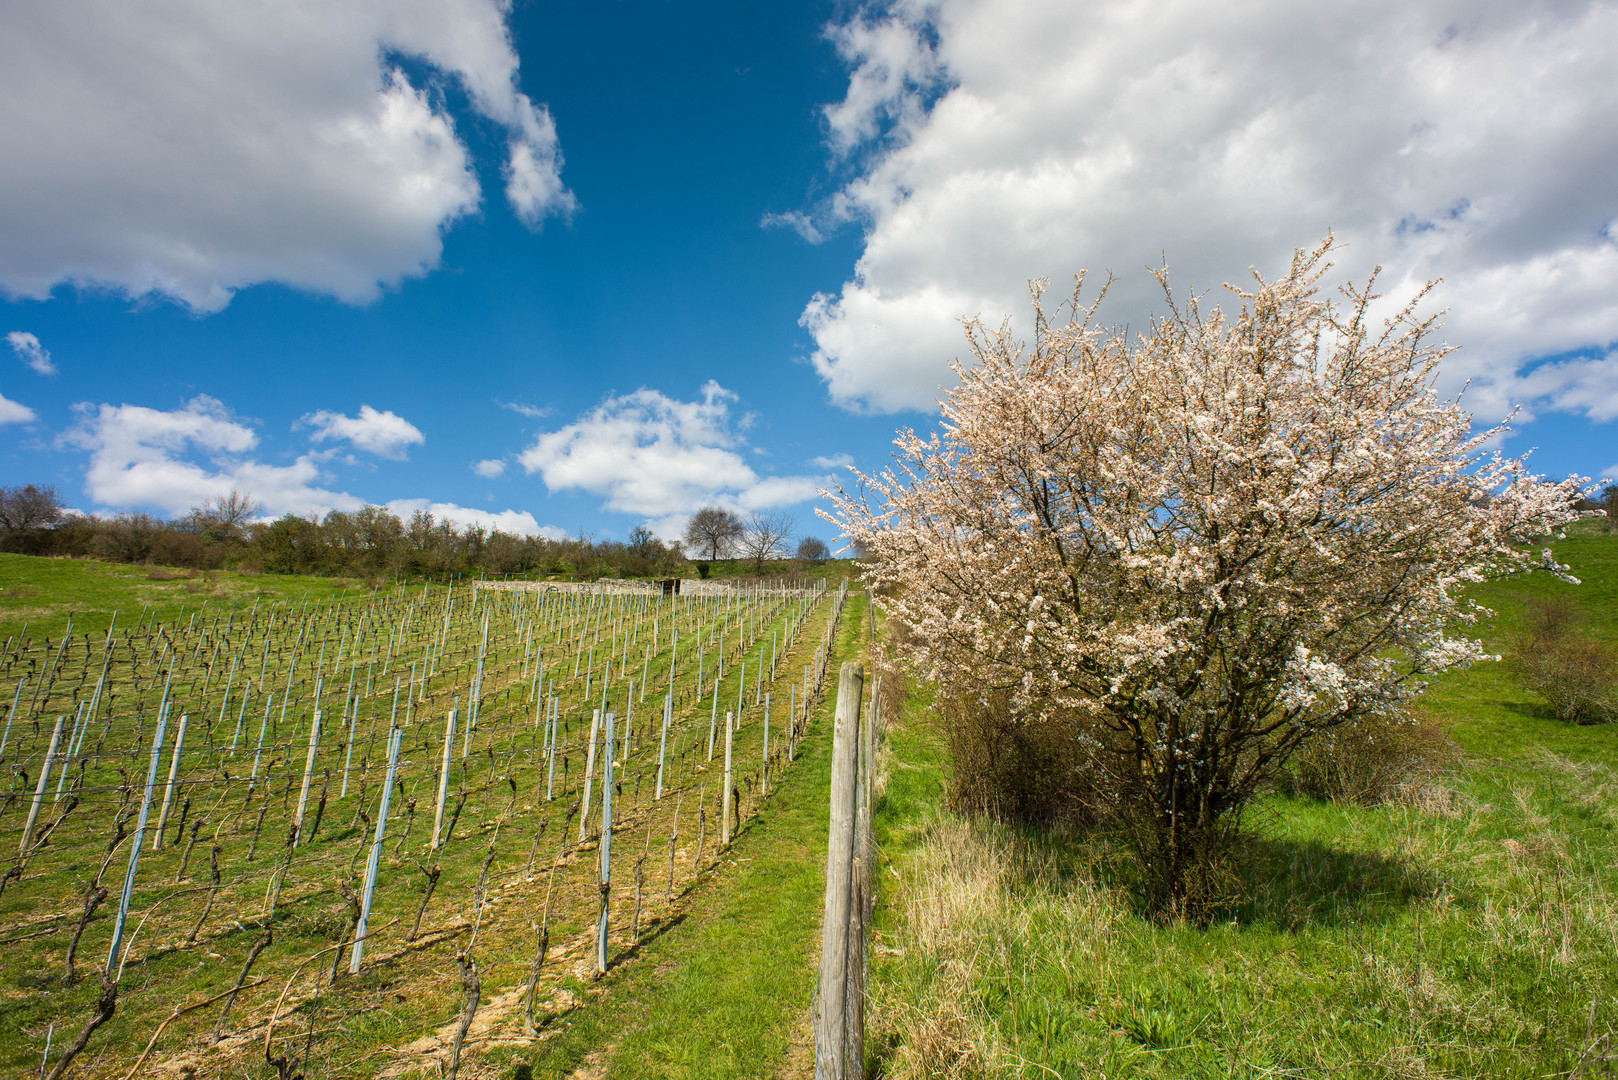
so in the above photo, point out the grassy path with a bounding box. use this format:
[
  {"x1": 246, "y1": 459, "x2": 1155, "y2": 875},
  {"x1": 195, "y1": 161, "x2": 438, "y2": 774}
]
[{"x1": 506, "y1": 592, "x2": 873, "y2": 1079}]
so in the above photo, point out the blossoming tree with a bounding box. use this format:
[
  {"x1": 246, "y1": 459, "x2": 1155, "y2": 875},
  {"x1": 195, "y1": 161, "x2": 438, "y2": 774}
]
[{"x1": 826, "y1": 238, "x2": 1589, "y2": 914}]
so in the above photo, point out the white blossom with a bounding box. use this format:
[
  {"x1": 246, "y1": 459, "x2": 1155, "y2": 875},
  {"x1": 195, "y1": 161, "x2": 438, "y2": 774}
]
[{"x1": 823, "y1": 237, "x2": 1590, "y2": 905}]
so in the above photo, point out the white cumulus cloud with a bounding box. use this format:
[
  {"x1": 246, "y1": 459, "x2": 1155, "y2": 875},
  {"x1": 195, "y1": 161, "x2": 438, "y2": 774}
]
[
  {"x1": 821, "y1": 10, "x2": 943, "y2": 155},
  {"x1": 61, "y1": 394, "x2": 551, "y2": 532},
  {"x1": 66, "y1": 396, "x2": 361, "y2": 517},
  {"x1": 300, "y1": 405, "x2": 425, "y2": 460},
  {"x1": 0, "y1": 0, "x2": 574, "y2": 313},
  {"x1": 6, "y1": 331, "x2": 56, "y2": 375},
  {"x1": 0, "y1": 391, "x2": 37, "y2": 425},
  {"x1": 1510, "y1": 351, "x2": 1618, "y2": 424},
  {"x1": 384, "y1": 498, "x2": 562, "y2": 539},
  {"x1": 472, "y1": 458, "x2": 506, "y2": 478},
  {"x1": 802, "y1": 0, "x2": 1618, "y2": 420},
  {"x1": 518, "y1": 381, "x2": 828, "y2": 520}
]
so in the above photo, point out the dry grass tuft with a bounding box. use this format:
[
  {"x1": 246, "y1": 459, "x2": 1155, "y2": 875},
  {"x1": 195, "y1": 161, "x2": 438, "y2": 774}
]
[
  {"x1": 1386, "y1": 776, "x2": 1470, "y2": 819},
  {"x1": 880, "y1": 957, "x2": 994, "y2": 1079}
]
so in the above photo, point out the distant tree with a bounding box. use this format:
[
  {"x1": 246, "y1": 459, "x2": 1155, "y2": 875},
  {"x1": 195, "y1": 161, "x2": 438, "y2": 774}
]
[
  {"x1": 0, "y1": 484, "x2": 65, "y2": 532},
  {"x1": 684, "y1": 507, "x2": 743, "y2": 561},
  {"x1": 628, "y1": 525, "x2": 658, "y2": 559},
  {"x1": 356, "y1": 504, "x2": 404, "y2": 565},
  {"x1": 0, "y1": 484, "x2": 66, "y2": 554},
  {"x1": 738, "y1": 511, "x2": 795, "y2": 573},
  {"x1": 219, "y1": 490, "x2": 260, "y2": 537},
  {"x1": 259, "y1": 514, "x2": 323, "y2": 574},
  {"x1": 795, "y1": 536, "x2": 830, "y2": 564}
]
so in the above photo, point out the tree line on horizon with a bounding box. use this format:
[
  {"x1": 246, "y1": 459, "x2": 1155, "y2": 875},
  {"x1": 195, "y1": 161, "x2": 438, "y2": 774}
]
[{"x1": 0, "y1": 485, "x2": 834, "y2": 581}]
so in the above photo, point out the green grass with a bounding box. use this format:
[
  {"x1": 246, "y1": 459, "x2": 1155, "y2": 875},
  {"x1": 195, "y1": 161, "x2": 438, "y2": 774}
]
[
  {"x1": 0, "y1": 552, "x2": 363, "y2": 640},
  {"x1": 866, "y1": 528, "x2": 1618, "y2": 1079}
]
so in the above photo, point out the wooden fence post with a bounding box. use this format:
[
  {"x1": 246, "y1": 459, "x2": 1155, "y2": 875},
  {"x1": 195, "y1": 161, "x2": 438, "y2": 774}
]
[
  {"x1": 292, "y1": 709, "x2": 321, "y2": 846},
  {"x1": 580, "y1": 709, "x2": 602, "y2": 841},
  {"x1": 655, "y1": 695, "x2": 670, "y2": 800},
  {"x1": 19, "y1": 714, "x2": 64, "y2": 854},
  {"x1": 432, "y1": 706, "x2": 456, "y2": 850},
  {"x1": 721, "y1": 712, "x2": 735, "y2": 847},
  {"x1": 814, "y1": 662, "x2": 864, "y2": 1079},
  {"x1": 153, "y1": 713, "x2": 189, "y2": 850},
  {"x1": 107, "y1": 709, "x2": 169, "y2": 973},
  {"x1": 351, "y1": 723, "x2": 402, "y2": 974},
  {"x1": 596, "y1": 712, "x2": 615, "y2": 977}
]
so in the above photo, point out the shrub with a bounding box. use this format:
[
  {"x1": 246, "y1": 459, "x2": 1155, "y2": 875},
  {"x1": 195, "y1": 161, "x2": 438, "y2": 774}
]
[
  {"x1": 92, "y1": 513, "x2": 163, "y2": 563},
  {"x1": 149, "y1": 528, "x2": 222, "y2": 569},
  {"x1": 1282, "y1": 712, "x2": 1455, "y2": 805},
  {"x1": 937, "y1": 689, "x2": 1107, "y2": 827},
  {"x1": 1511, "y1": 598, "x2": 1618, "y2": 723}
]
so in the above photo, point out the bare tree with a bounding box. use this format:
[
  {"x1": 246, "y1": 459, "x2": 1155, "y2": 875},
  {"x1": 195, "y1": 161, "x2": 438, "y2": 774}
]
[
  {"x1": 184, "y1": 489, "x2": 261, "y2": 542},
  {"x1": 738, "y1": 511, "x2": 795, "y2": 573},
  {"x1": 628, "y1": 524, "x2": 658, "y2": 558},
  {"x1": 212, "y1": 489, "x2": 260, "y2": 531},
  {"x1": 795, "y1": 536, "x2": 829, "y2": 564},
  {"x1": 0, "y1": 484, "x2": 64, "y2": 532},
  {"x1": 684, "y1": 507, "x2": 743, "y2": 561}
]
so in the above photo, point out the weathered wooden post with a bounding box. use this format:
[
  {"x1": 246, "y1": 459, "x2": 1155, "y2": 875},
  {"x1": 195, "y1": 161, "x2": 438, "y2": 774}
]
[
  {"x1": 19, "y1": 714, "x2": 64, "y2": 854},
  {"x1": 107, "y1": 708, "x2": 169, "y2": 973},
  {"x1": 813, "y1": 662, "x2": 864, "y2": 1080},
  {"x1": 707, "y1": 680, "x2": 719, "y2": 760},
  {"x1": 229, "y1": 678, "x2": 252, "y2": 754},
  {"x1": 655, "y1": 695, "x2": 670, "y2": 800},
  {"x1": 340, "y1": 678, "x2": 357, "y2": 798},
  {"x1": 0, "y1": 676, "x2": 27, "y2": 757},
  {"x1": 545, "y1": 696, "x2": 558, "y2": 801},
  {"x1": 216, "y1": 653, "x2": 238, "y2": 742},
  {"x1": 432, "y1": 704, "x2": 457, "y2": 850},
  {"x1": 720, "y1": 711, "x2": 735, "y2": 846},
  {"x1": 247, "y1": 694, "x2": 272, "y2": 798},
  {"x1": 848, "y1": 674, "x2": 876, "y2": 1072},
  {"x1": 624, "y1": 683, "x2": 637, "y2": 759},
  {"x1": 350, "y1": 722, "x2": 402, "y2": 974},
  {"x1": 580, "y1": 708, "x2": 602, "y2": 841},
  {"x1": 291, "y1": 708, "x2": 322, "y2": 846},
  {"x1": 596, "y1": 711, "x2": 615, "y2": 977},
  {"x1": 56, "y1": 701, "x2": 88, "y2": 802},
  {"x1": 153, "y1": 712, "x2": 189, "y2": 850}
]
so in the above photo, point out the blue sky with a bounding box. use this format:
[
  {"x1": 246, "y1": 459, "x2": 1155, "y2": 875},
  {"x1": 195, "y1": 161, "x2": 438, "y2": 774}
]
[{"x1": 2, "y1": 0, "x2": 1615, "y2": 545}]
